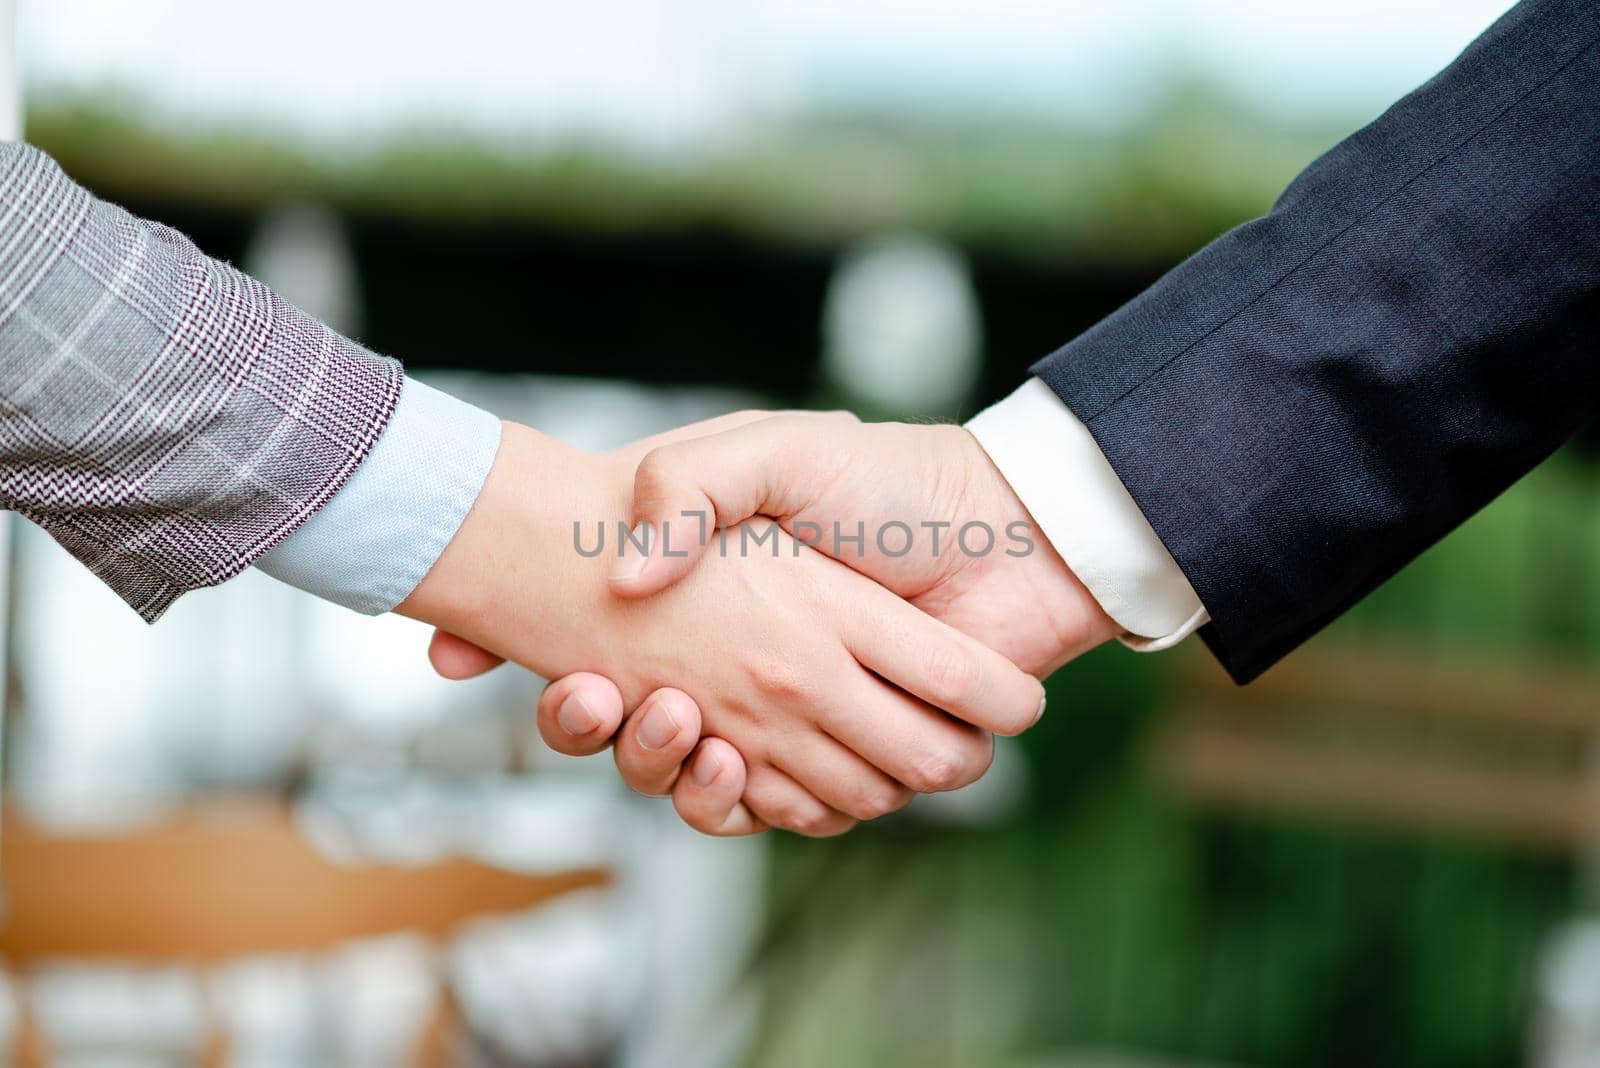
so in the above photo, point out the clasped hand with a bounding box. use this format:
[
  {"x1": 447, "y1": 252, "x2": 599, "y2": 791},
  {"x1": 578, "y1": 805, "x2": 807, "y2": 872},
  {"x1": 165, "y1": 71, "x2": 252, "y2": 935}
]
[{"x1": 401, "y1": 411, "x2": 1116, "y2": 836}]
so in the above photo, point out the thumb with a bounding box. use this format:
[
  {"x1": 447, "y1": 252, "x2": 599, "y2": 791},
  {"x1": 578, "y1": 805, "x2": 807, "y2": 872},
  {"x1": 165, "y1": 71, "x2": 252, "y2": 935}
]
[
  {"x1": 607, "y1": 412, "x2": 856, "y2": 597},
  {"x1": 428, "y1": 629, "x2": 507, "y2": 679}
]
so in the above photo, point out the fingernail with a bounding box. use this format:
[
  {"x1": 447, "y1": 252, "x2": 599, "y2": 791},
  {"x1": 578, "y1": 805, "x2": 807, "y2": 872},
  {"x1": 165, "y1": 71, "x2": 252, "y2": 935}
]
[
  {"x1": 608, "y1": 522, "x2": 652, "y2": 583},
  {"x1": 636, "y1": 700, "x2": 681, "y2": 751},
  {"x1": 557, "y1": 692, "x2": 599, "y2": 735},
  {"x1": 691, "y1": 747, "x2": 723, "y2": 786},
  {"x1": 1032, "y1": 695, "x2": 1047, "y2": 727}
]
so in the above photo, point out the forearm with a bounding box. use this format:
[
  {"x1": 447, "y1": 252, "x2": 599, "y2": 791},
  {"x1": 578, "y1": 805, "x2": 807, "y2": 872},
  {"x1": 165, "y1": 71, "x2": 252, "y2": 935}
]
[
  {"x1": 396, "y1": 422, "x2": 637, "y2": 691},
  {"x1": 0, "y1": 143, "x2": 401, "y2": 618},
  {"x1": 1034, "y1": 0, "x2": 1600, "y2": 681}
]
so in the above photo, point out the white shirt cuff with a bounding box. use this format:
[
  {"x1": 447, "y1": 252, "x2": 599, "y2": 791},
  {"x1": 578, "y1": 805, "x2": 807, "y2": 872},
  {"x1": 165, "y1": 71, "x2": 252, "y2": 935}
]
[
  {"x1": 255, "y1": 376, "x2": 502, "y2": 614},
  {"x1": 966, "y1": 377, "x2": 1209, "y2": 652}
]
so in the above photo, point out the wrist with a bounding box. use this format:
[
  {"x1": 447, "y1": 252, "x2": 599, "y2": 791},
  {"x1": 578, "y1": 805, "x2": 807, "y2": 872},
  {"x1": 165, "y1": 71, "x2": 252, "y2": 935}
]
[
  {"x1": 965, "y1": 381, "x2": 1206, "y2": 654},
  {"x1": 948, "y1": 428, "x2": 1118, "y2": 677},
  {"x1": 986, "y1": 449, "x2": 1120, "y2": 672},
  {"x1": 1023, "y1": 532, "x2": 1121, "y2": 671},
  {"x1": 396, "y1": 421, "x2": 625, "y2": 674}
]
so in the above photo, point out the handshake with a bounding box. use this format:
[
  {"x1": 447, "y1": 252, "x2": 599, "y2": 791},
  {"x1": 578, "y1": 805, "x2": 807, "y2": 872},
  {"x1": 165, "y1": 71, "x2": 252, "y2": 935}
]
[{"x1": 396, "y1": 410, "x2": 1119, "y2": 837}]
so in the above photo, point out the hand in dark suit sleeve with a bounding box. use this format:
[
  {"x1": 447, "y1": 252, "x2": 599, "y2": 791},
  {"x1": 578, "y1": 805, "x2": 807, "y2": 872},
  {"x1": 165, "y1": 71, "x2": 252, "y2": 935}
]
[{"x1": 1032, "y1": 0, "x2": 1600, "y2": 683}]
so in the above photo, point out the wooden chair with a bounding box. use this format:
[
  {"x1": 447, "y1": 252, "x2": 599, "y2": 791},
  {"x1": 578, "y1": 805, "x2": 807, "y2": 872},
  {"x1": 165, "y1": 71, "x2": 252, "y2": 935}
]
[
  {"x1": 1150, "y1": 644, "x2": 1600, "y2": 851},
  {"x1": 0, "y1": 796, "x2": 608, "y2": 1066}
]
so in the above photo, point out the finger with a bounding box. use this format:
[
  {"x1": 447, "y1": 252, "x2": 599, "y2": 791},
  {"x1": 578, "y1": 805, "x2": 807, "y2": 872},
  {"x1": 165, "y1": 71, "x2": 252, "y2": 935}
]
[
  {"x1": 840, "y1": 577, "x2": 1047, "y2": 736},
  {"x1": 535, "y1": 673, "x2": 626, "y2": 757},
  {"x1": 612, "y1": 688, "x2": 704, "y2": 796},
  {"x1": 741, "y1": 764, "x2": 857, "y2": 838},
  {"x1": 769, "y1": 732, "x2": 914, "y2": 822},
  {"x1": 429, "y1": 629, "x2": 508, "y2": 679},
  {"x1": 822, "y1": 674, "x2": 997, "y2": 794},
  {"x1": 672, "y1": 739, "x2": 766, "y2": 837},
  {"x1": 609, "y1": 413, "x2": 858, "y2": 598}
]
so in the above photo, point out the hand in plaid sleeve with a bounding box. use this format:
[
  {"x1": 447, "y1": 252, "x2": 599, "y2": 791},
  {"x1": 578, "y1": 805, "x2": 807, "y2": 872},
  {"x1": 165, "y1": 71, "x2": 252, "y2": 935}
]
[{"x1": 396, "y1": 416, "x2": 1047, "y2": 838}]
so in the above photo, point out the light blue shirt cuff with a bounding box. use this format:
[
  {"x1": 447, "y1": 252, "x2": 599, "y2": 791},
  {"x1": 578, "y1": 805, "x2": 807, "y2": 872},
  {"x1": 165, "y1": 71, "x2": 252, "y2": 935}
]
[{"x1": 255, "y1": 376, "x2": 503, "y2": 614}]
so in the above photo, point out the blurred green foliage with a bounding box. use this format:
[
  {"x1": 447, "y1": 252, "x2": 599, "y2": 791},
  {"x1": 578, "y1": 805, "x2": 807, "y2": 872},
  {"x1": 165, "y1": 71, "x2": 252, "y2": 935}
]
[
  {"x1": 754, "y1": 453, "x2": 1598, "y2": 1068},
  {"x1": 26, "y1": 92, "x2": 1349, "y2": 263}
]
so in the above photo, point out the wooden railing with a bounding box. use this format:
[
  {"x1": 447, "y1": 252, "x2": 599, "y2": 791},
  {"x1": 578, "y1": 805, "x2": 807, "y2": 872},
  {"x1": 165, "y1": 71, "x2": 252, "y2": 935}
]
[
  {"x1": 1151, "y1": 644, "x2": 1600, "y2": 851},
  {"x1": 0, "y1": 796, "x2": 608, "y2": 1066}
]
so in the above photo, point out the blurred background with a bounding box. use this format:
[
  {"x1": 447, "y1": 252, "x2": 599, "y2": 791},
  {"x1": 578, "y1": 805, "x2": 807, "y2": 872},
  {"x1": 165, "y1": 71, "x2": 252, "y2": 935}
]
[{"x1": 8, "y1": 1, "x2": 1600, "y2": 1066}]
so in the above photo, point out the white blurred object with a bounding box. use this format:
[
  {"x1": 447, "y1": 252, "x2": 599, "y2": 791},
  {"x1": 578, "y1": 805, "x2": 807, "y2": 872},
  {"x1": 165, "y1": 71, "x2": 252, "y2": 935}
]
[
  {"x1": 212, "y1": 938, "x2": 437, "y2": 1068},
  {"x1": 466, "y1": 780, "x2": 634, "y2": 874},
  {"x1": 451, "y1": 889, "x2": 635, "y2": 1064},
  {"x1": 616, "y1": 806, "x2": 766, "y2": 1068},
  {"x1": 244, "y1": 202, "x2": 363, "y2": 335},
  {"x1": 318, "y1": 935, "x2": 438, "y2": 1068},
  {"x1": 9, "y1": 523, "x2": 312, "y2": 826},
  {"x1": 421, "y1": 371, "x2": 764, "y2": 456},
  {"x1": 294, "y1": 777, "x2": 629, "y2": 873},
  {"x1": 298, "y1": 604, "x2": 520, "y2": 736},
  {"x1": 21, "y1": 0, "x2": 753, "y2": 153},
  {"x1": 18, "y1": 1, "x2": 1518, "y2": 147},
  {"x1": 210, "y1": 955, "x2": 320, "y2": 1068},
  {"x1": 1533, "y1": 918, "x2": 1600, "y2": 1068},
  {"x1": 823, "y1": 234, "x2": 982, "y2": 415},
  {"x1": 0, "y1": 971, "x2": 19, "y2": 1056},
  {"x1": 30, "y1": 966, "x2": 208, "y2": 1064},
  {"x1": 0, "y1": 0, "x2": 18, "y2": 141}
]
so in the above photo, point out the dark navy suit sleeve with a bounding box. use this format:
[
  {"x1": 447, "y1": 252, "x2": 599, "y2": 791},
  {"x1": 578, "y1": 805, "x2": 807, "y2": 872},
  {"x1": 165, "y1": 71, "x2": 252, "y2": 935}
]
[{"x1": 1032, "y1": 0, "x2": 1600, "y2": 683}]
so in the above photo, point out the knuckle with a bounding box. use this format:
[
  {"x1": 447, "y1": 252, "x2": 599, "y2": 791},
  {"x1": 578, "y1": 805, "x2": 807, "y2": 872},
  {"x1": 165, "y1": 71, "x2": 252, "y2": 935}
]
[
  {"x1": 768, "y1": 795, "x2": 853, "y2": 837},
  {"x1": 851, "y1": 784, "x2": 912, "y2": 821},
  {"x1": 905, "y1": 747, "x2": 964, "y2": 793},
  {"x1": 802, "y1": 814, "x2": 855, "y2": 838},
  {"x1": 777, "y1": 800, "x2": 832, "y2": 836},
  {"x1": 746, "y1": 657, "x2": 813, "y2": 701},
  {"x1": 906, "y1": 736, "x2": 989, "y2": 793}
]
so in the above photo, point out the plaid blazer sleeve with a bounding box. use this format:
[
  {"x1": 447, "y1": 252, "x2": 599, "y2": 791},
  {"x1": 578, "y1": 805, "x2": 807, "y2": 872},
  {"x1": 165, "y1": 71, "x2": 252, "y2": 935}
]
[{"x1": 0, "y1": 143, "x2": 403, "y2": 620}]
